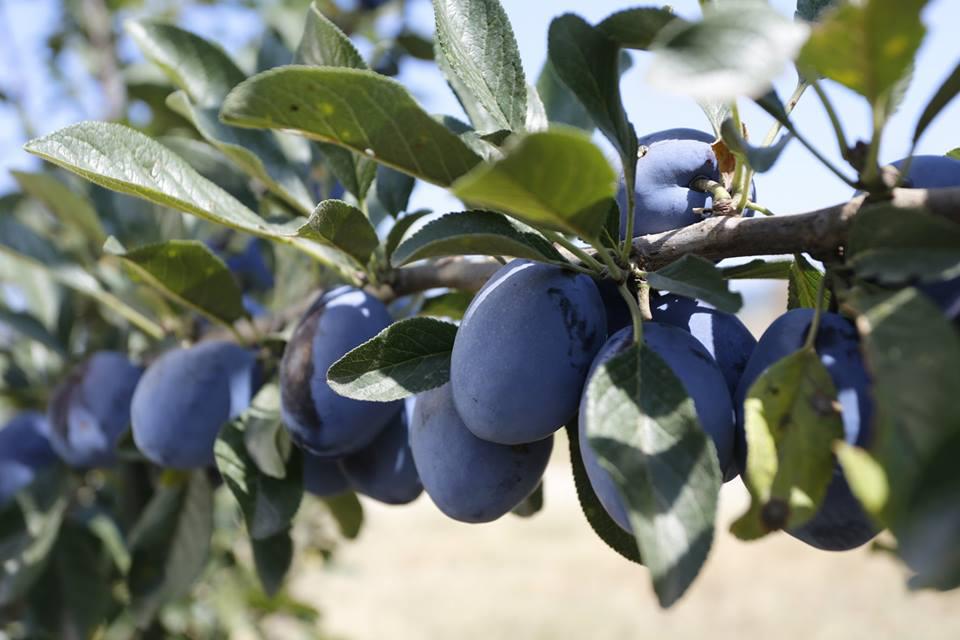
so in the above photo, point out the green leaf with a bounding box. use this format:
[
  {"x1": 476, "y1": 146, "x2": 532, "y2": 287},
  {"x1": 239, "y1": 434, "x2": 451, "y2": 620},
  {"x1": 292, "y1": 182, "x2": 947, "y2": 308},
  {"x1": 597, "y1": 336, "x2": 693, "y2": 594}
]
[
  {"x1": 846, "y1": 288, "x2": 960, "y2": 523},
  {"x1": 787, "y1": 253, "x2": 829, "y2": 310},
  {"x1": 392, "y1": 210, "x2": 563, "y2": 267},
  {"x1": 23, "y1": 122, "x2": 352, "y2": 274},
  {"x1": 419, "y1": 290, "x2": 474, "y2": 321},
  {"x1": 452, "y1": 128, "x2": 616, "y2": 239},
  {"x1": 251, "y1": 531, "x2": 293, "y2": 597},
  {"x1": 795, "y1": 0, "x2": 839, "y2": 23},
  {"x1": 241, "y1": 384, "x2": 293, "y2": 480},
  {"x1": 385, "y1": 210, "x2": 432, "y2": 260},
  {"x1": 647, "y1": 255, "x2": 743, "y2": 313},
  {"x1": 327, "y1": 317, "x2": 458, "y2": 401},
  {"x1": 547, "y1": 14, "x2": 638, "y2": 168},
  {"x1": 11, "y1": 171, "x2": 106, "y2": 246},
  {"x1": 597, "y1": 6, "x2": 681, "y2": 50},
  {"x1": 105, "y1": 238, "x2": 246, "y2": 325},
  {"x1": 0, "y1": 472, "x2": 68, "y2": 607},
  {"x1": 847, "y1": 204, "x2": 960, "y2": 284},
  {"x1": 535, "y1": 60, "x2": 593, "y2": 131},
  {"x1": 295, "y1": 3, "x2": 377, "y2": 201},
  {"x1": 947, "y1": 148, "x2": 960, "y2": 161},
  {"x1": 165, "y1": 91, "x2": 314, "y2": 215},
  {"x1": 0, "y1": 307, "x2": 66, "y2": 355},
  {"x1": 834, "y1": 442, "x2": 889, "y2": 519},
  {"x1": 720, "y1": 118, "x2": 792, "y2": 173},
  {"x1": 432, "y1": 0, "x2": 527, "y2": 132},
  {"x1": 127, "y1": 21, "x2": 314, "y2": 214},
  {"x1": 295, "y1": 2, "x2": 367, "y2": 69},
  {"x1": 322, "y1": 492, "x2": 364, "y2": 540},
  {"x1": 128, "y1": 472, "x2": 213, "y2": 627},
  {"x1": 376, "y1": 165, "x2": 416, "y2": 217},
  {"x1": 914, "y1": 59, "x2": 960, "y2": 144},
  {"x1": 584, "y1": 343, "x2": 720, "y2": 607},
  {"x1": 511, "y1": 482, "x2": 544, "y2": 518},
  {"x1": 731, "y1": 349, "x2": 843, "y2": 539},
  {"x1": 649, "y1": 2, "x2": 809, "y2": 102},
  {"x1": 220, "y1": 67, "x2": 482, "y2": 187},
  {"x1": 565, "y1": 421, "x2": 642, "y2": 564},
  {"x1": 215, "y1": 393, "x2": 304, "y2": 540},
  {"x1": 798, "y1": 0, "x2": 928, "y2": 106},
  {"x1": 720, "y1": 259, "x2": 793, "y2": 280},
  {"x1": 296, "y1": 200, "x2": 379, "y2": 265}
]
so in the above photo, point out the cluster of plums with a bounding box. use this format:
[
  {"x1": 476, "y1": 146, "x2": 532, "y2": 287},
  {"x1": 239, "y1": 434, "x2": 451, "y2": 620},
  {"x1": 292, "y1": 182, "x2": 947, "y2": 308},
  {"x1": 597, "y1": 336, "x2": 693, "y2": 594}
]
[{"x1": 2, "y1": 129, "x2": 958, "y2": 557}]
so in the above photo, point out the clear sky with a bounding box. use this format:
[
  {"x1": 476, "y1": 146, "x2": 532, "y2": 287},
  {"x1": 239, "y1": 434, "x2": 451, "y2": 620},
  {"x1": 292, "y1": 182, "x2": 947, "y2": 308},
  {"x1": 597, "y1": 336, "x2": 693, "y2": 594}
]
[{"x1": 1, "y1": 0, "x2": 958, "y2": 220}]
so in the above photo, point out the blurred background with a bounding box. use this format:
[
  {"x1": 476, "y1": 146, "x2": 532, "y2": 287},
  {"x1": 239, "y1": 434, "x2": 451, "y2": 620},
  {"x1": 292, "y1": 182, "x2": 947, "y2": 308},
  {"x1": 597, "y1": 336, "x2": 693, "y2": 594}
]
[{"x1": 1, "y1": 0, "x2": 959, "y2": 637}]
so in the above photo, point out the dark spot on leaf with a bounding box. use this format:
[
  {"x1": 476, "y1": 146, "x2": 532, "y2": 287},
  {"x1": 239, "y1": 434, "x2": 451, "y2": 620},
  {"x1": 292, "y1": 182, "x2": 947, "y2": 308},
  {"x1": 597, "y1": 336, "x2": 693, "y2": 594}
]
[
  {"x1": 761, "y1": 499, "x2": 789, "y2": 531},
  {"x1": 290, "y1": 104, "x2": 299, "y2": 112}
]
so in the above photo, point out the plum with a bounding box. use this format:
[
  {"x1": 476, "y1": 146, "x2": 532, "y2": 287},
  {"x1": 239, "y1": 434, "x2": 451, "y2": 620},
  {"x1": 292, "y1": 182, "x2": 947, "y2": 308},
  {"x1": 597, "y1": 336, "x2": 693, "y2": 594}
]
[
  {"x1": 0, "y1": 412, "x2": 58, "y2": 506},
  {"x1": 734, "y1": 309, "x2": 878, "y2": 551},
  {"x1": 889, "y1": 155, "x2": 960, "y2": 320},
  {"x1": 409, "y1": 384, "x2": 552, "y2": 524},
  {"x1": 341, "y1": 398, "x2": 422, "y2": 505},
  {"x1": 594, "y1": 277, "x2": 632, "y2": 336},
  {"x1": 131, "y1": 340, "x2": 259, "y2": 469},
  {"x1": 621, "y1": 128, "x2": 754, "y2": 237},
  {"x1": 226, "y1": 238, "x2": 274, "y2": 292},
  {"x1": 46, "y1": 351, "x2": 142, "y2": 468},
  {"x1": 280, "y1": 286, "x2": 402, "y2": 457},
  {"x1": 450, "y1": 259, "x2": 607, "y2": 445},
  {"x1": 651, "y1": 293, "x2": 757, "y2": 397},
  {"x1": 578, "y1": 323, "x2": 736, "y2": 533},
  {"x1": 302, "y1": 452, "x2": 350, "y2": 497}
]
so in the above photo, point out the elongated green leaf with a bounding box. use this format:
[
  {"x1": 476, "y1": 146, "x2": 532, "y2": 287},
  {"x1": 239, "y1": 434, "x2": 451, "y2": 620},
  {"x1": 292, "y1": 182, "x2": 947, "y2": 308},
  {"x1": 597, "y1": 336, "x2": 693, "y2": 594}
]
[
  {"x1": 376, "y1": 165, "x2": 416, "y2": 218},
  {"x1": 650, "y1": 2, "x2": 809, "y2": 101},
  {"x1": 322, "y1": 492, "x2": 364, "y2": 540},
  {"x1": 452, "y1": 128, "x2": 616, "y2": 239},
  {"x1": 798, "y1": 0, "x2": 928, "y2": 105},
  {"x1": 23, "y1": 122, "x2": 353, "y2": 275},
  {"x1": 731, "y1": 349, "x2": 843, "y2": 539},
  {"x1": 720, "y1": 259, "x2": 792, "y2": 280},
  {"x1": 295, "y1": 3, "x2": 366, "y2": 69},
  {"x1": 295, "y1": 3, "x2": 377, "y2": 201},
  {"x1": 419, "y1": 290, "x2": 474, "y2": 321},
  {"x1": 297, "y1": 200, "x2": 379, "y2": 265},
  {"x1": 847, "y1": 288, "x2": 960, "y2": 522},
  {"x1": 535, "y1": 60, "x2": 593, "y2": 131},
  {"x1": 548, "y1": 14, "x2": 637, "y2": 169},
  {"x1": 511, "y1": 482, "x2": 544, "y2": 518},
  {"x1": 220, "y1": 67, "x2": 482, "y2": 187},
  {"x1": 847, "y1": 204, "x2": 960, "y2": 283},
  {"x1": 834, "y1": 442, "x2": 888, "y2": 519},
  {"x1": 432, "y1": 0, "x2": 527, "y2": 132},
  {"x1": 565, "y1": 421, "x2": 642, "y2": 564},
  {"x1": 127, "y1": 22, "x2": 313, "y2": 213},
  {"x1": 585, "y1": 343, "x2": 720, "y2": 607},
  {"x1": 597, "y1": 7, "x2": 681, "y2": 50},
  {"x1": 0, "y1": 307, "x2": 65, "y2": 355},
  {"x1": 240, "y1": 384, "x2": 292, "y2": 480},
  {"x1": 392, "y1": 210, "x2": 563, "y2": 267},
  {"x1": 327, "y1": 317, "x2": 458, "y2": 401},
  {"x1": 11, "y1": 171, "x2": 105, "y2": 246},
  {"x1": 787, "y1": 253, "x2": 829, "y2": 310},
  {"x1": 128, "y1": 472, "x2": 213, "y2": 627},
  {"x1": 386, "y1": 210, "x2": 432, "y2": 260},
  {"x1": 166, "y1": 92, "x2": 314, "y2": 215},
  {"x1": 948, "y1": 148, "x2": 960, "y2": 161},
  {"x1": 105, "y1": 238, "x2": 245, "y2": 324},
  {"x1": 647, "y1": 255, "x2": 743, "y2": 313},
  {"x1": 251, "y1": 531, "x2": 293, "y2": 597},
  {"x1": 914, "y1": 61, "x2": 960, "y2": 144},
  {"x1": 215, "y1": 397, "x2": 303, "y2": 541},
  {"x1": 720, "y1": 118, "x2": 792, "y2": 173}
]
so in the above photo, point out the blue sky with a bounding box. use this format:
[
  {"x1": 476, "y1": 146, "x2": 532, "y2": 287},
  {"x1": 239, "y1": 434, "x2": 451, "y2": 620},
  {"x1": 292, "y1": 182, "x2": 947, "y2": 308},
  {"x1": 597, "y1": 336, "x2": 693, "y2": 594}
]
[{"x1": 1, "y1": 0, "x2": 958, "y2": 218}]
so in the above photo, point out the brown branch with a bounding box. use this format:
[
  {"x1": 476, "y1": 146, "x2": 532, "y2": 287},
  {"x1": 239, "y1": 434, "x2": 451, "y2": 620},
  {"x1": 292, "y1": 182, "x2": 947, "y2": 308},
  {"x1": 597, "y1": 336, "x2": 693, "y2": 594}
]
[{"x1": 382, "y1": 257, "x2": 502, "y2": 298}]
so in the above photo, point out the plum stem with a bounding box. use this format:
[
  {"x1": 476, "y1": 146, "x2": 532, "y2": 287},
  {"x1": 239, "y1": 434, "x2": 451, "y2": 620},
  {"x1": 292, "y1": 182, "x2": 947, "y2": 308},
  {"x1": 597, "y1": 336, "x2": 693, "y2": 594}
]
[
  {"x1": 543, "y1": 230, "x2": 608, "y2": 275},
  {"x1": 744, "y1": 201, "x2": 774, "y2": 216},
  {"x1": 618, "y1": 282, "x2": 644, "y2": 345}
]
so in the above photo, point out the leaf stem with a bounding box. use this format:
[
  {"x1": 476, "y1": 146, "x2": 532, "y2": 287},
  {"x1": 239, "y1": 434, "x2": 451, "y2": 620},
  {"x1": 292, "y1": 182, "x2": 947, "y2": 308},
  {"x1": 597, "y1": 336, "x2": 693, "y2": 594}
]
[
  {"x1": 802, "y1": 272, "x2": 829, "y2": 351},
  {"x1": 621, "y1": 163, "x2": 637, "y2": 263},
  {"x1": 762, "y1": 79, "x2": 809, "y2": 147},
  {"x1": 543, "y1": 230, "x2": 607, "y2": 275},
  {"x1": 618, "y1": 282, "x2": 644, "y2": 345},
  {"x1": 809, "y1": 80, "x2": 850, "y2": 161},
  {"x1": 744, "y1": 201, "x2": 775, "y2": 216}
]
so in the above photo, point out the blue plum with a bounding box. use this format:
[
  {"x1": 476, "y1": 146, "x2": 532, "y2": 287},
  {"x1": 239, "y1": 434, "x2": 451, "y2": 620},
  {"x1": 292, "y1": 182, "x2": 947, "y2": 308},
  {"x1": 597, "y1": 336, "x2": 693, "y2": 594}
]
[
  {"x1": 651, "y1": 293, "x2": 757, "y2": 397},
  {"x1": 302, "y1": 453, "x2": 350, "y2": 497},
  {"x1": 621, "y1": 128, "x2": 754, "y2": 237},
  {"x1": 131, "y1": 340, "x2": 259, "y2": 469},
  {"x1": 409, "y1": 384, "x2": 552, "y2": 524},
  {"x1": 450, "y1": 259, "x2": 607, "y2": 445},
  {"x1": 889, "y1": 155, "x2": 960, "y2": 320},
  {"x1": 46, "y1": 351, "x2": 142, "y2": 468},
  {"x1": 578, "y1": 323, "x2": 736, "y2": 533},
  {"x1": 0, "y1": 412, "x2": 58, "y2": 506},
  {"x1": 280, "y1": 286, "x2": 402, "y2": 457},
  {"x1": 734, "y1": 309, "x2": 878, "y2": 550},
  {"x1": 594, "y1": 277, "x2": 632, "y2": 336},
  {"x1": 341, "y1": 398, "x2": 422, "y2": 505},
  {"x1": 226, "y1": 238, "x2": 274, "y2": 292}
]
